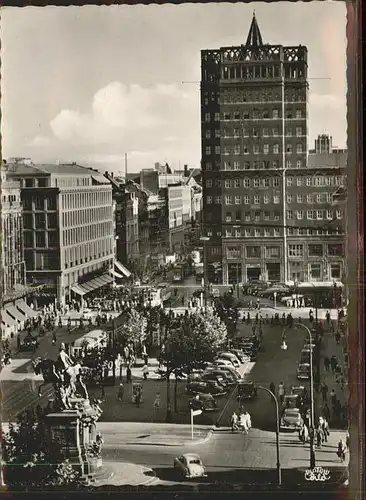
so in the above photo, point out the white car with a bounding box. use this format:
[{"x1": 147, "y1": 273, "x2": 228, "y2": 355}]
[
  {"x1": 173, "y1": 453, "x2": 207, "y2": 479},
  {"x1": 280, "y1": 408, "x2": 304, "y2": 431},
  {"x1": 217, "y1": 352, "x2": 241, "y2": 368}
]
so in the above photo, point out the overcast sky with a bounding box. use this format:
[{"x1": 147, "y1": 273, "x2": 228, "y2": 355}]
[{"x1": 1, "y1": 2, "x2": 346, "y2": 173}]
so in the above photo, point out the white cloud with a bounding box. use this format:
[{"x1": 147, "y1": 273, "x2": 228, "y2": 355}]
[
  {"x1": 48, "y1": 81, "x2": 196, "y2": 147},
  {"x1": 28, "y1": 135, "x2": 51, "y2": 147}
]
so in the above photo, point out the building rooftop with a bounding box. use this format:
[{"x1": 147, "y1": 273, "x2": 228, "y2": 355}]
[
  {"x1": 307, "y1": 152, "x2": 347, "y2": 169},
  {"x1": 7, "y1": 162, "x2": 100, "y2": 176}
]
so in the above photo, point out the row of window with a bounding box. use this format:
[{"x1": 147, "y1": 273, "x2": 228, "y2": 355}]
[
  {"x1": 61, "y1": 207, "x2": 112, "y2": 228},
  {"x1": 203, "y1": 88, "x2": 306, "y2": 105},
  {"x1": 64, "y1": 239, "x2": 113, "y2": 269},
  {"x1": 205, "y1": 144, "x2": 305, "y2": 156},
  {"x1": 62, "y1": 222, "x2": 114, "y2": 247},
  {"x1": 206, "y1": 227, "x2": 344, "y2": 238},
  {"x1": 222, "y1": 208, "x2": 343, "y2": 222},
  {"x1": 205, "y1": 176, "x2": 344, "y2": 189},
  {"x1": 225, "y1": 243, "x2": 343, "y2": 259},
  {"x1": 203, "y1": 109, "x2": 304, "y2": 123},
  {"x1": 206, "y1": 195, "x2": 344, "y2": 210},
  {"x1": 23, "y1": 213, "x2": 57, "y2": 230},
  {"x1": 61, "y1": 189, "x2": 112, "y2": 211},
  {"x1": 206, "y1": 160, "x2": 283, "y2": 170},
  {"x1": 205, "y1": 126, "x2": 305, "y2": 139}
]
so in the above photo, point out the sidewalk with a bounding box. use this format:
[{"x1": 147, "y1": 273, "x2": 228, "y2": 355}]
[
  {"x1": 238, "y1": 307, "x2": 341, "y2": 321},
  {"x1": 316, "y1": 323, "x2": 348, "y2": 429},
  {"x1": 98, "y1": 422, "x2": 214, "y2": 446}
]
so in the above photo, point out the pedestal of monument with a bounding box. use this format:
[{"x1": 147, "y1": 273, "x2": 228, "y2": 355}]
[{"x1": 45, "y1": 398, "x2": 103, "y2": 483}]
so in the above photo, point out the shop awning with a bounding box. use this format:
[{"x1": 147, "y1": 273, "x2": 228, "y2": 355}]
[
  {"x1": 71, "y1": 273, "x2": 114, "y2": 296},
  {"x1": 71, "y1": 284, "x2": 87, "y2": 296},
  {"x1": 109, "y1": 268, "x2": 124, "y2": 279},
  {"x1": 1, "y1": 309, "x2": 18, "y2": 327},
  {"x1": 16, "y1": 300, "x2": 38, "y2": 318},
  {"x1": 6, "y1": 305, "x2": 26, "y2": 322},
  {"x1": 114, "y1": 260, "x2": 131, "y2": 278}
]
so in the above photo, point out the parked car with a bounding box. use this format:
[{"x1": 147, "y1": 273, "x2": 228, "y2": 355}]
[
  {"x1": 215, "y1": 364, "x2": 241, "y2": 380},
  {"x1": 229, "y1": 349, "x2": 250, "y2": 363},
  {"x1": 280, "y1": 408, "x2": 304, "y2": 431},
  {"x1": 19, "y1": 335, "x2": 39, "y2": 352},
  {"x1": 173, "y1": 454, "x2": 207, "y2": 479},
  {"x1": 204, "y1": 368, "x2": 237, "y2": 385},
  {"x1": 300, "y1": 349, "x2": 311, "y2": 364},
  {"x1": 259, "y1": 285, "x2": 290, "y2": 299},
  {"x1": 297, "y1": 363, "x2": 310, "y2": 380},
  {"x1": 186, "y1": 380, "x2": 226, "y2": 396},
  {"x1": 237, "y1": 381, "x2": 258, "y2": 400},
  {"x1": 214, "y1": 358, "x2": 234, "y2": 367},
  {"x1": 200, "y1": 371, "x2": 229, "y2": 388},
  {"x1": 173, "y1": 275, "x2": 181, "y2": 282},
  {"x1": 189, "y1": 393, "x2": 218, "y2": 412},
  {"x1": 216, "y1": 352, "x2": 241, "y2": 368}
]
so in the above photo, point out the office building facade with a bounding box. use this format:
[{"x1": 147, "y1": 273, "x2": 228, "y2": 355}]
[
  {"x1": 201, "y1": 13, "x2": 308, "y2": 284},
  {"x1": 7, "y1": 162, "x2": 116, "y2": 305}
]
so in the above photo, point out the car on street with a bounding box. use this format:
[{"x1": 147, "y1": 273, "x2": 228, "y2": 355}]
[
  {"x1": 204, "y1": 368, "x2": 237, "y2": 385},
  {"x1": 173, "y1": 454, "x2": 207, "y2": 479},
  {"x1": 282, "y1": 394, "x2": 299, "y2": 410},
  {"x1": 216, "y1": 352, "x2": 241, "y2": 368},
  {"x1": 173, "y1": 275, "x2": 181, "y2": 282},
  {"x1": 199, "y1": 371, "x2": 229, "y2": 388},
  {"x1": 186, "y1": 380, "x2": 226, "y2": 396},
  {"x1": 280, "y1": 408, "x2": 304, "y2": 431},
  {"x1": 291, "y1": 385, "x2": 306, "y2": 397},
  {"x1": 189, "y1": 393, "x2": 218, "y2": 412},
  {"x1": 300, "y1": 349, "x2": 311, "y2": 364},
  {"x1": 237, "y1": 381, "x2": 258, "y2": 400},
  {"x1": 19, "y1": 335, "x2": 39, "y2": 352},
  {"x1": 214, "y1": 358, "x2": 234, "y2": 367},
  {"x1": 297, "y1": 363, "x2": 310, "y2": 380},
  {"x1": 229, "y1": 349, "x2": 250, "y2": 363},
  {"x1": 214, "y1": 364, "x2": 241, "y2": 380}
]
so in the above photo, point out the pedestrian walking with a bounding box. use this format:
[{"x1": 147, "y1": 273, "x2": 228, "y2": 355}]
[
  {"x1": 324, "y1": 356, "x2": 330, "y2": 372},
  {"x1": 126, "y1": 366, "x2": 132, "y2": 383},
  {"x1": 142, "y1": 363, "x2": 149, "y2": 380},
  {"x1": 52, "y1": 331, "x2": 56, "y2": 345},
  {"x1": 337, "y1": 438, "x2": 346, "y2": 462},
  {"x1": 322, "y1": 418, "x2": 330, "y2": 442},
  {"x1": 335, "y1": 331, "x2": 341, "y2": 345},
  {"x1": 323, "y1": 403, "x2": 331, "y2": 421},
  {"x1": 278, "y1": 382, "x2": 285, "y2": 404},
  {"x1": 316, "y1": 426, "x2": 323, "y2": 448},
  {"x1": 321, "y1": 382, "x2": 328, "y2": 402},
  {"x1": 269, "y1": 382, "x2": 276, "y2": 395},
  {"x1": 135, "y1": 386, "x2": 142, "y2": 408},
  {"x1": 117, "y1": 383, "x2": 124, "y2": 402},
  {"x1": 326, "y1": 310, "x2": 330, "y2": 325},
  {"x1": 330, "y1": 389, "x2": 337, "y2": 406},
  {"x1": 330, "y1": 356, "x2": 338, "y2": 373},
  {"x1": 144, "y1": 353, "x2": 149, "y2": 365}
]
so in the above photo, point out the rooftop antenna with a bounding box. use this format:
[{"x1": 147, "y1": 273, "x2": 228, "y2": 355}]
[{"x1": 125, "y1": 153, "x2": 128, "y2": 182}]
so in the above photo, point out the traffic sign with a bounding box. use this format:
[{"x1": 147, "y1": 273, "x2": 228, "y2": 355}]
[{"x1": 191, "y1": 409, "x2": 202, "y2": 417}]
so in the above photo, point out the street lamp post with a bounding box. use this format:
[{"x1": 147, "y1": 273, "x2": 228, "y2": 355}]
[
  {"x1": 257, "y1": 385, "x2": 281, "y2": 486},
  {"x1": 282, "y1": 323, "x2": 316, "y2": 469},
  {"x1": 200, "y1": 236, "x2": 210, "y2": 311}
]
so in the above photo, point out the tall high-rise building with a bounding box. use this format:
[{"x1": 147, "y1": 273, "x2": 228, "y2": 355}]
[{"x1": 201, "y1": 13, "x2": 308, "y2": 284}]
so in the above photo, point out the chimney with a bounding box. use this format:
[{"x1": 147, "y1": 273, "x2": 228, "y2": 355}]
[
  {"x1": 184, "y1": 164, "x2": 188, "y2": 177},
  {"x1": 105, "y1": 171, "x2": 108, "y2": 177}
]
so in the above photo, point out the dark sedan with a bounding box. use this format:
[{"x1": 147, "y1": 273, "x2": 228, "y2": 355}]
[
  {"x1": 189, "y1": 393, "x2": 218, "y2": 412},
  {"x1": 186, "y1": 380, "x2": 227, "y2": 396},
  {"x1": 237, "y1": 381, "x2": 258, "y2": 401},
  {"x1": 204, "y1": 368, "x2": 237, "y2": 385},
  {"x1": 19, "y1": 335, "x2": 39, "y2": 352}
]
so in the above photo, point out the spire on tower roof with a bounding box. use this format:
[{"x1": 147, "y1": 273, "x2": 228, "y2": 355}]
[{"x1": 245, "y1": 11, "x2": 263, "y2": 46}]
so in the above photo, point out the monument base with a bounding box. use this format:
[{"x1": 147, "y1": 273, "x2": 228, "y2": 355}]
[{"x1": 45, "y1": 398, "x2": 103, "y2": 484}]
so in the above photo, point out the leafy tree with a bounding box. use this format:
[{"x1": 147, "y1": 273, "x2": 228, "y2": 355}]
[
  {"x1": 2, "y1": 409, "x2": 81, "y2": 489},
  {"x1": 115, "y1": 308, "x2": 146, "y2": 352},
  {"x1": 158, "y1": 310, "x2": 227, "y2": 417}
]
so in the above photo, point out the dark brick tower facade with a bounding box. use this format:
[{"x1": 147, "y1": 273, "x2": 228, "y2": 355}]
[{"x1": 201, "y1": 13, "x2": 309, "y2": 284}]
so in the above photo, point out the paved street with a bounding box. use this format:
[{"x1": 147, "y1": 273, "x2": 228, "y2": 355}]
[{"x1": 100, "y1": 424, "x2": 348, "y2": 486}]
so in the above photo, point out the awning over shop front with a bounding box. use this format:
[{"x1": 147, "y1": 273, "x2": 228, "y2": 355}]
[
  {"x1": 1, "y1": 309, "x2": 18, "y2": 327},
  {"x1": 114, "y1": 260, "x2": 131, "y2": 278},
  {"x1": 109, "y1": 269, "x2": 124, "y2": 279},
  {"x1": 71, "y1": 273, "x2": 114, "y2": 296},
  {"x1": 16, "y1": 300, "x2": 38, "y2": 318},
  {"x1": 6, "y1": 305, "x2": 26, "y2": 322}
]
